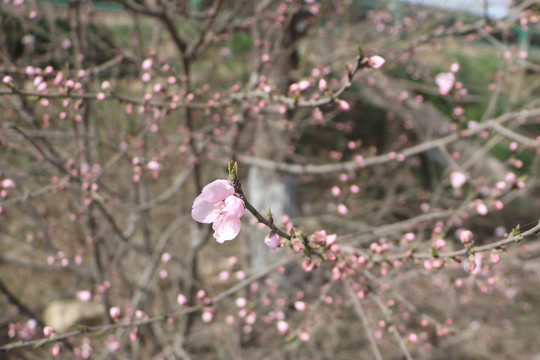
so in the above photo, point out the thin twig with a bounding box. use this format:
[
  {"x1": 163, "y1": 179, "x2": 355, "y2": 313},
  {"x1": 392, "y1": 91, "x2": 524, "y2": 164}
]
[
  {"x1": 344, "y1": 279, "x2": 383, "y2": 360},
  {"x1": 370, "y1": 293, "x2": 413, "y2": 360}
]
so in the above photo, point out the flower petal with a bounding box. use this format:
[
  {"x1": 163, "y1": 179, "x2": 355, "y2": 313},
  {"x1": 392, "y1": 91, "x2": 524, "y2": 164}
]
[
  {"x1": 223, "y1": 195, "x2": 245, "y2": 219},
  {"x1": 199, "y1": 180, "x2": 234, "y2": 202},
  {"x1": 192, "y1": 198, "x2": 219, "y2": 223},
  {"x1": 213, "y1": 216, "x2": 241, "y2": 243}
]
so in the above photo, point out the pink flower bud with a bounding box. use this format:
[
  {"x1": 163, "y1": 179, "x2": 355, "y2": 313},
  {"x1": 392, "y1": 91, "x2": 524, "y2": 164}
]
[
  {"x1": 76, "y1": 290, "x2": 92, "y2": 302},
  {"x1": 299, "y1": 332, "x2": 310, "y2": 342},
  {"x1": 294, "y1": 301, "x2": 307, "y2": 311},
  {"x1": 130, "y1": 329, "x2": 138, "y2": 341},
  {"x1": 298, "y1": 80, "x2": 310, "y2": 91},
  {"x1": 490, "y1": 251, "x2": 501, "y2": 264},
  {"x1": 509, "y1": 142, "x2": 518, "y2": 152},
  {"x1": 264, "y1": 231, "x2": 280, "y2": 250},
  {"x1": 367, "y1": 55, "x2": 386, "y2": 69},
  {"x1": 141, "y1": 72, "x2": 151, "y2": 82},
  {"x1": 147, "y1": 160, "x2": 161, "y2": 171},
  {"x1": 337, "y1": 203, "x2": 348, "y2": 215},
  {"x1": 235, "y1": 297, "x2": 247, "y2": 308},
  {"x1": 312, "y1": 230, "x2": 327, "y2": 245},
  {"x1": 2, "y1": 179, "x2": 15, "y2": 189},
  {"x1": 432, "y1": 239, "x2": 446, "y2": 250},
  {"x1": 432, "y1": 259, "x2": 445, "y2": 269},
  {"x1": 177, "y1": 293, "x2": 187, "y2": 306},
  {"x1": 476, "y1": 202, "x2": 488, "y2": 216},
  {"x1": 141, "y1": 58, "x2": 153, "y2": 71},
  {"x1": 51, "y1": 343, "x2": 61, "y2": 356},
  {"x1": 289, "y1": 83, "x2": 299, "y2": 93},
  {"x1": 459, "y1": 229, "x2": 474, "y2": 245},
  {"x1": 54, "y1": 72, "x2": 64, "y2": 85},
  {"x1": 109, "y1": 307, "x2": 121, "y2": 321},
  {"x1": 292, "y1": 238, "x2": 304, "y2": 252},
  {"x1": 43, "y1": 326, "x2": 55, "y2": 337},
  {"x1": 402, "y1": 232, "x2": 415, "y2": 243},
  {"x1": 337, "y1": 99, "x2": 350, "y2": 111},
  {"x1": 318, "y1": 78, "x2": 328, "y2": 91},
  {"x1": 505, "y1": 172, "x2": 517, "y2": 183},
  {"x1": 276, "y1": 320, "x2": 289, "y2": 335},
  {"x1": 450, "y1": 171, "x2": 466, "y2": 189},
  {"x1": 435, "y1": 72, "x2": 455, "y2": 95},
  {"x1": 3, "y1": 75, "x2": 13, "y2": 85},
  {"x1": 201, "y1": 309, "x2": 214, "y2": 323},
  {"x1": 101, "y1": 81, "x2": 111, "y2": 90}
]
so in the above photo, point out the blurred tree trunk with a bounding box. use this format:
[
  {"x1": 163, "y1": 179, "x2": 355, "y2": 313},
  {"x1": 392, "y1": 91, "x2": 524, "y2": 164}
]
[{"x1": 243, "y1": 7, "x2": 312, "y2": 271}]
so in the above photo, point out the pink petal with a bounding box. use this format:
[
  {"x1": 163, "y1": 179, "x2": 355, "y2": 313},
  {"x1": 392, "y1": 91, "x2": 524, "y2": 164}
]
[
  {"x1": 199, "y1": 180, "x2": 234, "y2": 202},
  {"x1": 213, "y1": 216, "x2": 242, "y2": 243},
  {"x1": 223, "y1": 195, "x2": 245, "y2": 219},
  {"x1": 192, "y1": 198, "x2": 219, "y2": 223}
]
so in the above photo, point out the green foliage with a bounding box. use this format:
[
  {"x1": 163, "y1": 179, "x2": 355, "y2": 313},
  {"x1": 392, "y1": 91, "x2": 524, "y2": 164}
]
[{"x1": 230, "y1": 33, "x2": 253, "y2": 55}]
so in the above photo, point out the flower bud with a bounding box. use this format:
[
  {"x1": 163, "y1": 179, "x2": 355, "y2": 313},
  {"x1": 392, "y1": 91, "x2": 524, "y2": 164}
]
[
  {"x1": 264, "y1": 231, "x2": 280, "y2": 250},
  {"x1": 109, "y1": 307, "x2": 121, "y2": 321},
  {"x1": 337, "y1": 99, "x2": 350, "y2": 111},
  {"x1": 460, "y1": 229, "x2": 474, "y2": 245},
  {"x1": 367, "y1": 55, "x2": 386, "y2": 69},
  {"x1": 318, "y1": 78, "x2": 328, "y2": 92}
]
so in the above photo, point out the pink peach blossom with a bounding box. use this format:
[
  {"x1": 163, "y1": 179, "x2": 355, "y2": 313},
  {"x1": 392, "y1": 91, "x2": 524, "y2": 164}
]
[
  {"x1": 192, "y1": 180, "x2": 245, "y2": 242},
  {"x1": 435, "y1": 72, "x2": 455, "y2": 95}
]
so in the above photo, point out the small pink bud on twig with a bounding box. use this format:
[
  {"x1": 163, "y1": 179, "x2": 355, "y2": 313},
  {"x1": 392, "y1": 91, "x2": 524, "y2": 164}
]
[
  {"x1": 177, "y1": 293, "x2": 187, "y2": 306},
  {"x1": 460, "y1": 229, "x2": 474, "y2": 245},
  {"x1": 277, "y1": 320, "x2": 289, "y2": 335},
  {"x1": 141, "y1": 58, "x2": 153, "y2": 71},
  {"x1": 490, "y1": 251, "x2": 501, "y2": 264},
  {"x1": 318, "y1": 78, "x2": 328, "y2": 91},
  {"x1": 435, "y1": 72, "x2": 455, "y2": 95},
  {"x1": 265, "y1": 231, "x2": 281, "y2": 250},
  {"x1": 3, "y1": 76, "x2": 13, "y2": 85},
  {"x1": 43, "y1": 326, "x2": 55, "y2": 337},
  {"x1": 109, "y1": 307, "x2": 121, "y2": 321},
  {"x1": 337, "y1": 99, "x2": 350, "y2": 111},
  {"x1": 367, "y1": 55, "x2": 386, "y2": 69}
]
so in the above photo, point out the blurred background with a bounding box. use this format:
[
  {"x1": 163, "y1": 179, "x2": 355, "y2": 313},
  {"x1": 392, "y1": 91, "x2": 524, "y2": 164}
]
[{"x1": 1, "y1": 0, "x2": 540, "y2": 359}]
